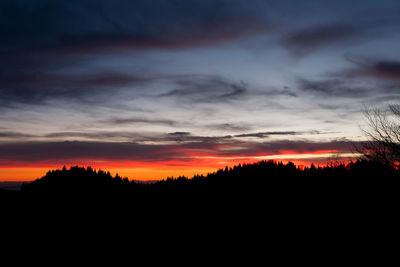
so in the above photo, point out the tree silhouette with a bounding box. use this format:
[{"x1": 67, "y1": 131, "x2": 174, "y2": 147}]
[
  {"x1": 1, "y1": 159, "x2": 394, "y2": 204},
  {"x1": 359, "y1": 105, "x2": 400, "y2": 167}
]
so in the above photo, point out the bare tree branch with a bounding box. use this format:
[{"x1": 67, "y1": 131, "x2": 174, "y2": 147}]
[{"x1": 358, "y1": 106, "x2": 400, "y2": 168}]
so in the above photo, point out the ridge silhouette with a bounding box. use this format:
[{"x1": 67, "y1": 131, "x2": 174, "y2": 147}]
[
  {"x1": 3, "y1": 159, "x2": 398, "y2": 242},
  {"x1": 14, "y1": 159, "x2": 399, "y2": 200}
]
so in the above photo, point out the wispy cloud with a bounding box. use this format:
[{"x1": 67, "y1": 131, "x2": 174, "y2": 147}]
[
  {"x1": 234, "y1": 131, "x2": 320, "y2": 138},
  {"x1": 206, "y1": 123, "x2": 251, "y2": 132},
  {"x1": 104, "y1": 117, "x2": 179, "y2": 127},
  {"x1": 296, "y1": 78, "x2": 371, "y2": 98},
  {"x1": 0, "y1": 131, "x2": 37, "y2": 139},
  {"x1": 159, "y1": 76, "x2": 249, "y2": 102}
]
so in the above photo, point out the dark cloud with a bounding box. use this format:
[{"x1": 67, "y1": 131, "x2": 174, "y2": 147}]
[
  {"x1": 105, "y1": 117, "x2": 178, "y2": 126},
  {"x1": 159, "y1": 76, "x2": 248, "y2": 102},
  {"x1": 0, "y1": 131, "x2": 152, "y2": 142},
  {"x1": 372, "y1": 61, "x2": 400, "y2": 81},
  {"x1": 234, "y1": 130, "x2": 327, "y2": 138},
  {"x1": 2, "y1": 72, "x2": 143, "y2": 88},
  {"x1": 0, "y1": 141, "x2": 182, "y2": 163},
  {"x1": 0, "y1": 71, "x2": 250, "y2": 108},
  {"x1": 297, "y1": 78, "x2": 370, "y2": 98},
  {"x1": 0, "y1": 0, "x2": 270, "y2": 54},
  {"x1": 163, "y1": 79, "x2": 293, "y2": 105},
  {"x1": 16, "y1": 129, "x2": 331, "y2": 143},
  {"x1": 220, "y1": 83, "x2": 247, "y2": 99},
  {"x1": 0, "y1": 0, "x2": 270, "y2": 108},
  {"x1": 280, "y1": 86, "x2": 298, "y2": 97},
  {"x1": 0, "y1": 71, "x2": 144, "y2": 107},
  {"x1": 156, "y1": 130, "x2": 329, "y2": 143},
  {"x1": 207, "y1": 123, "x2": 251, "y2": 132},
  {"x1": 318, "y1": 104, "x2": 343, "y2": 110},
  {"x1": 43, "y1": 131, "x2": 145, "y2": 140},
  {"x1": 216, "y1": 139, "x2": 355, "y2": 157},
  {"x1": 280, "y1": 5, "x2": 400, "y2": 57},
  {"x1": 0, "y1": 131, "x2": 36, "y2": 138},
  {"x1": 235, "y1": 131, "x2": 303, "y2": 138},
  {"x1": 282, "y1": 24, "x2": 361, "y2": 56},
  {"x1": 168, "y1": 132, "x2": 191, "y2": 136},
  {"x1": 346, "y1": 55, "x2": 400, "y2": 82},
  {"x1": 0, "y1": 139, "x2": 356, "y2": 165},
  {"x1": 164, "y1": 132, "x2": 232, "y2": 143}
]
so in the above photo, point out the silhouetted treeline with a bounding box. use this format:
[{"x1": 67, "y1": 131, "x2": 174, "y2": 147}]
[
  {"x1": 3, "y1": 160, "x2": 399, "y2": 234},
  {"x1": 14, "y1": 160, "x2": 399, "y2": 199},
  {"x1": 21, "y1": 166, "x2": 130, "y2": 193}
]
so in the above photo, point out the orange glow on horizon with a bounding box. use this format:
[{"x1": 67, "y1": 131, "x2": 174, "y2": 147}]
[{"x1": 0, "y1": 150, "x2": 358, "y2": 181}]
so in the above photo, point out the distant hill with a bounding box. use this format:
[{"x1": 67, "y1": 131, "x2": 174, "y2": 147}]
[
  {"x1": 3, "y1": 160, "x2": 399, "y2": 224},
  {"x1": 0, "y1": 181, "x2": 24, "y2": 191},
  {"x1": 18, "y1": 160, "x2": 399, "y2": 196}
]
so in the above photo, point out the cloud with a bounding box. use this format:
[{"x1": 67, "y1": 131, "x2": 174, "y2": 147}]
[
  {"x1": 163, "y1": 132, "x2": 232, "y2": 143},
  {"x1": 207, "y1": 123, "x2": 251, "y2": 132},
  {"x1": 159, "y1": 75, "x2": 249, "y2": 102},
  {"x1": 280, "y1": 86, "x2": 298, "y2": 97},
  {"x1": 0, "y1": 1, "x2": 270, "y2": 109},
  {"x1": 160, "y1": 131, "x2": 325, "y2": 143},
  {"x1": 0, "y1": 130, "x2": 151, "y2": 142},
  {"x1": 0, "y1": 141, "x2": 182, "y2": 163},
  {"x1": 0, "y1": 139, "x2": 356, "y2": 165},
  {"x1": 0, "y1": 70, "x2": 251, "y2": 108},
  {"x1": 43, "y1": 131, "x2": 146, "y2": 140},
  {"x1": 151, "y1": 130, "x2": 330, "y2": 142},
  {"x1": 346, "y1": 55, "x2": 400, "y2": 82},
  {"x1": 0, "y1": 129, "x2": 337, "y2": 148},
  {"x1": 300, "y1": 55, "x2": 400, "y2": 104},
  {"x1": 0, "y1": 131, "x2": 36, "y2": 139},
  {"x1": 105, "y1": 117, "x2": 178, "y2": 127},
  {"x1": 2, "y1": 72, "x2": 143, "y2": 88},
  {"x1": 296, "y1": 78, "x2": 371, "y2": 98},
  {"x1": 0, "y1": 71, "x2": 145, "y2": 107},
  {"x1": 280, "y1": 4, "x2": 400, "y2": 57},
  {"x1": 0, "y1": 0, "x2": 270, "y2": 54},
  {"x1": 235, "y1": 131, "x2": 308, "y2": 138},
  {"x1": 372, "y1": 61, "x2": 400, "y2": 81},
  {"x1": 215, "y1": 139, "x2": 355, "y2": 158},
  {"x1": 282, "y1": 24, "x2": 361, "y2": 56}
]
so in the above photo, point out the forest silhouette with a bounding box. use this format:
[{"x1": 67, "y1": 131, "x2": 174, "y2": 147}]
[
  {"x1": 2, "y1": 159, "x2": 396, "y2": 203},
  {"x1": 2, "y1": 159, "x2": 399, "y2": 235}
]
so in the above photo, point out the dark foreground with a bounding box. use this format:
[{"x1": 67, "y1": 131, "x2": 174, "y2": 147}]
[
  {"x1": 2, "y1": 160, "x2": 399, "y2": 206},
  {"x1": 2, "y1": 160, "x2": 398, "y2": 257}
]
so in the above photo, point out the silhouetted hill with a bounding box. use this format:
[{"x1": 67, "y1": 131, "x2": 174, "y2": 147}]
[
  {"x1": 4, "y1": 160, "x2": 399, "y2": 240},
  {"x1": 16, "y1": 160, "x2": 399, "y2": 199},
  {"x1": 21, "y1": 166, "x2": 131, "y2": 194}
]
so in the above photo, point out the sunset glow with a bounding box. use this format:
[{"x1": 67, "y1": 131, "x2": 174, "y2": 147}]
[
  {"x1": 0, "y1": 150, "x2": 359, "y2": 181},
  {"x1": 1, "y1": 1, "x2": 399, "y2": 183}
]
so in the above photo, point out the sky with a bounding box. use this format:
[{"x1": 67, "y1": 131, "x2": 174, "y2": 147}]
[{"x1": 1, "y1": 0, "x2": 400, "y2": 181}]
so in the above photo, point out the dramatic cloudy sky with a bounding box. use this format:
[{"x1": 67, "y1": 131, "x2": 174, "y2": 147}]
[{"x1": 1, "y1": 0, "x2": 400, "y2": 180}]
